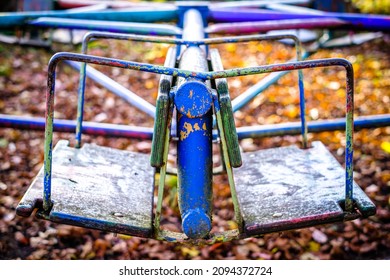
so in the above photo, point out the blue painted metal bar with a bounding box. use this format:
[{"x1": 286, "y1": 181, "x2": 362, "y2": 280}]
[
  {"x1": 0, "y1": 7, "x2": 178, "y2": 28},
  {"x1": 209, "y1": 8, "x2": 390, "y2": 31},
  {"x1": 29, "y1": 17, "x2": 182, "y2": 36},
  {"x1": 175, "y1": 8, "x2": 213, "y2": 239},
  {"x1": 0, "y1": 114, "x2": 153, "y2": 139},
  {"x1": 2, "y1": 113, "x2": 389, "y2": 141},
  {"x1": 74, "y1": 59, "x2": 86, "y2": 149},
  {"x1": 235, "y1": 114, "x2": 390, "y2": 139},
  {"x1": 296, "y1": 45, "x2": 307, "y2": 148}
]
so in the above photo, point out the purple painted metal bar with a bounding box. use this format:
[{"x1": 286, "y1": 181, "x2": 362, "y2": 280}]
[
  {"x1": 29, "y1": 17, "x2": 182, "y2": 36},
  {"x1": 209, "y1": 8, "x2": 390, "y2": 31},
  {"x1": 206, "y1": 18, "x2": 347, "y2": 35}
]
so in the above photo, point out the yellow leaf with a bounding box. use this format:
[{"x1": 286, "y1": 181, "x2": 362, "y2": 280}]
[
  {"x1": 227, "y1": 220, "x2": 238, "y2": 230},
  {"x1": 145, "y1": 80, "x2": 154, "y2": 90},
  {"x1": 309, "y1": 241, "x2": 321, "y2": 252},
  {"x1": 381, "y1": 142, "x2": 390, "y2": 154},
  {"x1": 284, "y1": 105, "x2": 299, "y2": 119},
  {"x1": 225, "y1": 43, "x2": 237, "y2": 53},
  {"x1": 181, "y1": 246, "x2": 200, "y2": 258},
  {"x1": 118, "y1": 234, "x2": 132, "y2": 240}
]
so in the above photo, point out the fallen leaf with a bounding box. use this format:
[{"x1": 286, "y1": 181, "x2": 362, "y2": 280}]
[{"x1": 312, "y1": 229, "x2": 328, "y2": 244}]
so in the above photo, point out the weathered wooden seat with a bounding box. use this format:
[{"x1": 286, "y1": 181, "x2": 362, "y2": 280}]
[
  {"x1": 235, "y1": 141, "x2": 376, "y2": 236},
  {"x1": 16, "y1": 140, "x2": 155, "y2": 238}
]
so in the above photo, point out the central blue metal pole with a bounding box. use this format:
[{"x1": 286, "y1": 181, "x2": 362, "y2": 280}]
[{"x1": 175, "y1": 7, "x2": 213, "y2": 239}]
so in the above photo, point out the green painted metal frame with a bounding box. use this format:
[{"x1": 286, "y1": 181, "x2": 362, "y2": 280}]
[{"x1": 37, "y1": 49, "x2": 357, "y2": 242}]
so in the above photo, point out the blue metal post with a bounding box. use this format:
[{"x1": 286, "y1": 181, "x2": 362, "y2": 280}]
[{"x1": 175, "y1": 7, "x2": 213, "y2": 239}]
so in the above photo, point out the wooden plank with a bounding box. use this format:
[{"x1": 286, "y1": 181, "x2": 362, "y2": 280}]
[{"x1": 17, "y1": 140, "x2": 155, "y2": 238}]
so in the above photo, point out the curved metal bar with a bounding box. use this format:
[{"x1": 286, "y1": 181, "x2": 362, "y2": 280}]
[
  {"x1": 80, "y1": 31, "x2": 304, "y2": 47},
  {"x1": 45, "y1": 52, "x2": 355, "y2": 213},
  {"x1": 48, "y1": 52, "x2": 352, "y2": 81},
  {"x1": 77, "y1": 32, "x2": 308, "y2": 147},
  {"x1": 80, "y1": 32, "x2": 307, "y2": 145}
]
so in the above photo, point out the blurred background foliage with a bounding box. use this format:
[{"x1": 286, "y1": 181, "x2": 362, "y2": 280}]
[{"x1": 351, "y1": 0, "x2": 390, "y2": 14}]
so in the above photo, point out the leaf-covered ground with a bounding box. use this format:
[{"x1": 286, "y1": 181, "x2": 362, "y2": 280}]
[{"x1": 0, "y1": 32, "x2": 389, "y2": 260}]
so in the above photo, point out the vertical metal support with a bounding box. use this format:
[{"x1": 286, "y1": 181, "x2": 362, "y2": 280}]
[
  {"x1": 43, "y1": 57, "x2": 57, "y2": 211},
  {"x1": 175, "y1": 8, "x2": 213, "y2": 239},
  {"x1": 176, "y1": 107, "x2": 213, "y2": 239},
  {"x1": 345, "y1": 63, "x2": 354, "y2": 212},
  {"x1": 212, "y1": 92, "x2": 243, "y2": 231},
  {"x1": 75, "y1": 41, "x2": 88, "y2": 148},
  {"x1": 154, "y1": 92, "x2": 174, "y2": 237},
  {"x1": 296, "y1": 40, "x2": 308, "y2": 148},
  {"x1": 151, "y1": 47, "x2": 176, "y2": 167}
]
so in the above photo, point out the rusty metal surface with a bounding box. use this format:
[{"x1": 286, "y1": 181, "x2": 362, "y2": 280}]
[
  {"x1": 16, "y1": 140, "x2": 155, "y2": 238},
  {"x1": 234, "y1": 141, "x2": 376, "y2": 236}
]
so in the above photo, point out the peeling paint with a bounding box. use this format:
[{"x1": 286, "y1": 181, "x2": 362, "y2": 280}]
[{"x1": 180, "y1": 122, "x2": 194, "y2": 140}]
